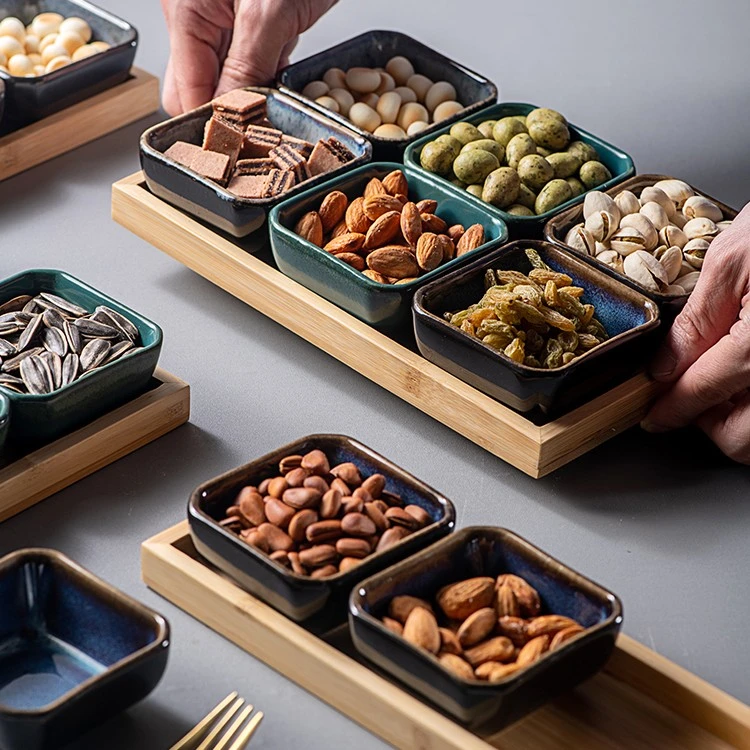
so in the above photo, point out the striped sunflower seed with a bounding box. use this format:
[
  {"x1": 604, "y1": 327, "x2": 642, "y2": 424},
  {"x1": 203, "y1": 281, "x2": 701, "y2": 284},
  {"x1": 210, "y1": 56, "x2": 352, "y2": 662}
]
[
  {"x1": 20, "y1": 355, "x2": 53, "y2": 395},
  {"x1": 80, "y1": 339, "x2": 111, "y2": 371},
  {"x1": 61, "y1": 353, "x2": 80, "y2": 387},
  {"x1": 38, "y1": 293, "x2": 88, "y2": 317},
  {"x1": 74, "y1": 318, "x2": 120, "y2": 339}
]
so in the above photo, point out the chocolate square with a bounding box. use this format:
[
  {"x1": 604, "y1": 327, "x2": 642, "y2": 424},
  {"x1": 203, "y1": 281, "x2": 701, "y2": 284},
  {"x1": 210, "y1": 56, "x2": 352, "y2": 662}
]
[
  {"x1": 191, "y1": 150, "x2": 232, "y2": 185},
  {"x1": 164, "y1": 141, "x2": 203, "y2": 168},
  {"x1": 203, "y1": 117, "x2": 244, "y2": 167},
  {"x1": 234, "y1": 158, "x2": 276, "y2": 176}
]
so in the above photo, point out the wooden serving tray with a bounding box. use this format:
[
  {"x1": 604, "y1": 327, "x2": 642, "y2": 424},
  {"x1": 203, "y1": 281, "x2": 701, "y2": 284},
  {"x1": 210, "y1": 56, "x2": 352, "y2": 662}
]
[
  {"x1": 0, "y1": 368, "x2": 189, "y2": 522},
  {"x1": 112, "y1": 172, "x2": 659, "y2": 478},
  {"x1": 0, "y1": 68, "x2": 159, "y2": 181},
  {"x1": 143, "y1": 521, "x2": 750, "y2": 750}
]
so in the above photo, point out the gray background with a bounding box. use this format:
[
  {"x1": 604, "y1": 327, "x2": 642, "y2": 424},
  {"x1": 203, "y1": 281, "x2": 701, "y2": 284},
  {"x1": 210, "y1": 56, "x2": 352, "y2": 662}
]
[{"x1": 1, "y1": 0, "x2": 749, "y2": 747}]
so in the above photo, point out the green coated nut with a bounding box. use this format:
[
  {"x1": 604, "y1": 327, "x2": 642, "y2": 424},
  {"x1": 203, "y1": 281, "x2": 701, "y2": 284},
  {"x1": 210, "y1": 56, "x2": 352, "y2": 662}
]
[
  {"x1": 528, "y1": 118, "x2": 570, "y2": 150},
  {"x1": 420, "y1": 141, "x2": 455, "y2": 175},
  {"x1": 461, "y1": 139, "x2": 505, "y2": 162},
  {"x1": 565, "y1": 176, "x2": 586, "y2": 197},
  {"x1": 450, "y1": 177, "x2": 466, "y2": 187},
  {"x1": 579, "y1": 160, "x2": 613, "y2": 189},
  {"x1": 449, "y1": 122, "x2": 484, "y2": 145},
  {"x1": 517, "y1": 183, "x2": 537, "y2": 209},
  {"x1": 492, "y1": 117, "x2": 527, "y2": 147},
  {"x1": 481, "y1": 167, "x2": 520, "y2": 208},
  {"x1": 477, "y1": 120, "x2": 497, "y2": 138},
  {"x1": 567, "y1": 140, "x2": 598, "y2": 163},
  {"x1": 466, "y1": 184, "x2": 484, "y2": 199},
  {"x1": 517, "y1": 154, "x2": 555, "y2": 192},
  {"x1": 453, "y1": 149, "x2": 500, "y2": 184},
  {"x1": 546, "y1": 151, "x2": 583, "y2": 178},
  {"x1": 513, "y1": 115, "x2": 528, "y2": 125},
  {"x1": 505, "y1": 133, "x2": 537, "y2": 169},
  {"x1": 526, "y1": 107, "x2": 567, "y2": 128},
  {"x1": 534, "y1": 179, "x2": 574, "y2": 215},
  {"x1": 506, "y1": 204, "x2": 535, "y2": 217},
  {"x1": 536, "y1": 146, "x2": 552, "y2": 157}
]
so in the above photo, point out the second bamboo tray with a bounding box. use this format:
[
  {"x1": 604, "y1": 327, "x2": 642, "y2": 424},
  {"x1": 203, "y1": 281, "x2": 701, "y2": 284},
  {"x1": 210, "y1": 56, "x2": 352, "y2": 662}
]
[{"x1": 112, "y1": 172, "x2": 659, "y2": 478}]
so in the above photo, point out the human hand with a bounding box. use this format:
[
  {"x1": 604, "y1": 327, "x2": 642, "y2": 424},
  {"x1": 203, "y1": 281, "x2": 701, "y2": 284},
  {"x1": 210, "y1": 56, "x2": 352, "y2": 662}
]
[
  {"x1": 642, "y1": 202, "x2": 750, "y2": 463},
  {"x1": 161, "y1": 0, "x2": 338, "y2": 116}
]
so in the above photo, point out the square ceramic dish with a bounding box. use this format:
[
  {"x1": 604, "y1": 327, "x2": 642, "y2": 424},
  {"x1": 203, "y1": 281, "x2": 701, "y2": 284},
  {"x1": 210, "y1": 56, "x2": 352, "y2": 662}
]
[
  {"x1": 0, "y1": 548, "x2": 169, "y2": 750},
  {"x1": 140, "y1": 86, "x2": 371, "y2": 238},
  {"x1": 349, "y1": 526, "x2": 623, "y2": 730},
  {"x1": 0, "y1": 0, "x2": 137, "y2": 132},
  {"x1": 278, "y1": 29, "x2": 498, "y2": 161},
  {"x1": 0, "y1": 269, "x2": 162, "y2": 446},
  {"x1": 0, "y1": 392, "x2": 8, "y2": 454},
  {"x1": 413, "y1": 240, "x2": 660, "y2": 414},
  {"x1": 404, "y1": 102, "x2": 635, "y2": 234},
  {"x1": 269, "y1": 162, "x2": 509, "y2": 329},
  {"x1": 544, "y1": 174, "x2": 738, "y2": 318},
  {"x1": 188, "y1": 434, "x2": 455, "y2": 633}
]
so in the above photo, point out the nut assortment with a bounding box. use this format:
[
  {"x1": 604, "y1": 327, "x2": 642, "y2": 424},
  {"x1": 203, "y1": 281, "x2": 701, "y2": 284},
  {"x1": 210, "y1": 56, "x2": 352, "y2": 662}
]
[
  {"x1": 0, "y1": 292, "x2": 143, "y2": 395},
  {"x1": 445, "y1": 248, "x2": 608, "y2": 369},
  {"x1": 564, "y1": 181, "x2": 733, "y2": 295},
  {"x1": 301, "y1": 57, "x2": 465, "y2": 140},
  {"x1": 218, "y1": 448, "x2": 433, "y2": 578},
  {"x1": 293, "y1": 169, "x2": 487, "y2": 282},
  {"x1": 419, "y1": 107, "x2": 613, "y2": 215},
  {"x1": 381, "y1": 573, "x2": 584, "y2": 682},
  {"x1": 0, "y1": 13, "x2": 110, "y2": 77}
]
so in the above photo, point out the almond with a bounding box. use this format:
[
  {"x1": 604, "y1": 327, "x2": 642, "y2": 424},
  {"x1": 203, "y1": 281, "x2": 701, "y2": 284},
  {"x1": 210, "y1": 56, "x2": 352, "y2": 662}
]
[
  {"x1": 526, "y1": 615, "x2": 579, "y2": 639},
  {"x1": 438, "y1": 653, "x2": 474, "y2": 680},
  {"x1": 447, "y1": 224, "x2": 465, "y2": 243},
  {"x1": 345, "y1": 196, "x2": 372, "y2": 234},
  {"x1": 457, "y1": 607, "x2": 496, "y2": 648},
  {"x1": 294, "y1": 211, "x2": 324, "y2": 247},
  {"x1": 497, "y1": 574, "x2": 541, "y2": 617},
  {"x1": 474, "y1": 661, "x2": 506, "y2": 680},
  {"x1": 324, "y1": 232, "x2": 366, "y2": 255},
  {"x1": 403, "y1": 606, "x2": 441, "y2": 654},
  {"x1": 487, "y1": 663, "x2": 522, "y2": 682},
  {"x1": 337, "y1": 252, "x2": 366, "y2": 271},
  {"x1": 436, "y1": 235, "x2": 455, "y2": 262},
  {"x1": 400, "y1": 202, "x2": 423, "y2": 247},
  {"x1": 497, "y1": 616, "x2": 528, "y2": 647},
  {"x1": 516, "y1": 634, "x2": 550, "y2": 666},
  {"x1": 416, "y1": 198, "x2": 437, "y2": 214},
  {"x1": 496, "y1": 582, "x2": 521, "y2": 618},
  {"x1": 330, "y1": 220, "x2": 349, "y2": 239},
  {"x1": 388, "y1": 595, "x2": 434, "y2": 624},
  {"x1": 550, "y1": 624, "x2": 584, "y2": 649},
  {"x1": 457, "y1": 223, "x2": 486, "y2": 256},
  {"x1": 237, "y1": 487, "x2": 265, "y2": 526},
  {"x1": 366, "y1": 246, "x2": 420, "y2": 279},
  {"x1": 382, "y1": 617, "x2": 403, "y2": 636},
  {"x1": 416, "y1": 232, "x2": 443, "y2": 272},
  {"x1": 382, "y1": 169, "x2": 409, "y2": 197},
  {"x1": 364, "y1": 210, "x2": 401, "y2": 249},
  {"x1": 421, "y1": 212, "x2": 448, "y2": 234},
  {"x1": 436, "y1": 577, "x2": 495, "y2": 620},
  {"x1": 364, "y1": 177, "x2": 387, "y2": 198},
  {"x1": 319, "y1": 190, "x2": 348, "y2": 232},
  {"x1": 363, "y1": 194, "x2": 403, "y2": 220},
  {"x1": 464, "y1": 636, "x2": 514, "y2": 667},
  {"x1": 363, "y1": 269, "x2": 392, "y2": 284},
  {"x1": 439, "y1": 627, "x2": 463, "y2": 655}
]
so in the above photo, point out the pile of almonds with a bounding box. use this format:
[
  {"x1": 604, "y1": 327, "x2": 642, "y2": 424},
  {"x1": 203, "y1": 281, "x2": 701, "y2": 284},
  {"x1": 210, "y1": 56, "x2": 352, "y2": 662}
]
[
  {"x1": 294, "y1": 169, "x2": 487, "y2": 283},
  {"x1": 219, "y1": 449, "x2": 433, "y2": 578},
  {"x1": 382, "y1": 574, "x2": 584, "y2": 682}
]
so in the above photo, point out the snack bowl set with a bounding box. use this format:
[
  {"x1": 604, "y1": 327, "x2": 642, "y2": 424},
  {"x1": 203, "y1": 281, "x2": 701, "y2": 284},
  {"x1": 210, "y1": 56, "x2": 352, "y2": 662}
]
[
  {"x1": 278, "y1": 29, "x2": 498, "y2": 161},
  {"x1": 0, "y1": 269, "x2": 162, "y2": 447},
  {"x1": 0, "y1": 548, "x2": 169, "y2": 750},
  {"x1": 140, "y1": 87, "x2": 372, "y2": 238},
  {"x1": 269, "y1": 162, "x2": 509, "y2": 329},
  {"x1": 0, "y1": 0, "x2": 137, "y2": 131}
]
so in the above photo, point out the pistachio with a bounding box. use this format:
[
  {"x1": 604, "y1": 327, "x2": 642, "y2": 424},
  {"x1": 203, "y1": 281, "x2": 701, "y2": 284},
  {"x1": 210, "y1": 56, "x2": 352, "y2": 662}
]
[
  {"x1": 585, "y1": 210, "x2": 618, "y2": 242},
  {"x1": 683, "y1": 238, "x2": 709, "y2": 269},
  {"x1": 640, "y1": 201, "x2": 669, "y2": 230},
  {"x1": 639, "y1": 186, "x2": 676, "y2": 218},
  {"x1": 583, "y1": 191, "x2": 619, "y2": 221},
  {"x1": 620, "y1": 213, "x2": 658, "y2": 250},
  {"x1": 596, "y1": 249, "x2": 624, "y2": 274},
  {"x1": 614, "y1": 189, "x2": 641, "y2": 216},
  {"x1": 717, "y1": 220, "x2": 733, "y2": 232},
  {"x1": 682, "y1": 195, "x2": 723, "y2": 222},
  {"x1": 677, "y1": 271, "x2": 701, "y2": 293},
  {"x1": 594, "y1": 241, "x2": 610, "y2": 255},
  {"x1": 564, "y1": 224, "x2": 596, "y2": 255},
  {"x1": 653, "y1": 179, "x2": 694, "y2": 210},
  {"x1": 610, "y1": 226, "x2": 647, "y2": 256},
  {"x1": 671, "y1": 212, "x2": 687, "y2": 229},
  {"x1": 653, "y1": 245, "x2": 668, "y2": 259},
  {"x1": 505, "y1": 133, "x2": 537, "y2": 170},
  {"x1": 684, "y1": 217, "x2": 719, "y2": 241},
  {"x1": 659, "y1": 246, "x2": 683, "y2": 283},
  {"x1": 623, "y1": 250, "x2": 668, "y2": 292},
  {"x1": 658, "y1": 224, "x2": 688, "y2": 249}
]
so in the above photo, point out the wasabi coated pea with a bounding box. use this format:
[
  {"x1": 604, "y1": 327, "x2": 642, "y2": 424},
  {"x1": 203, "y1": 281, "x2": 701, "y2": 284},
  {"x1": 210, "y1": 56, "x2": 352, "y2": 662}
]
[
  {"x1": 450, "y1": 177, "x2": 466, "y2": 188},
  {"x1": 466, "y1": 184, "x2": 483, "y2": 198},
  {"x1": 449, "y1": 121, "x2": 483, "y2": 145},
  {"x1": 477, "y1": 120, "x2": 496, "y2": 138},
  {"x1": 453, "y1": 149, "x2": 500, "y2": 184},
  {"x1": 517, "y1": 183, "x2": 537, "y2": 209},
  {"x1": 482, "y1": 167, "x2": 520, "y2": 209},
  {"x1": 579, "y1": 160, "x2": 612, "y2": 189},
  {"x1": 528, "y1": 118, "x2": 570, "y2": 150},
  {"x1": 526, "y1": 107, "x2": 566, "y2": 128},
  {"x1": 420, "y1": 141, "x2": 455, "y2": 175},
  {"x1": 517, "y1": 154, "x2": 554, "y2": 192},
  {"x1": 435, "y1": 134, "x2": 462, "y2": 159},
  {"x1": 507, "y1": 204, "x2": 535, "y2": 217},
  {"x1": 461, "y1": 138, "x2": 504, "y2": 161},
  {"x1": 492, "y1": 117, "x2": 527, "y2": 147},
  {"x1": 536, "y1": 146, "x2": 552, "y2": 157},
  {"x1": 505, "y1": 133, "x2": 537, "y2": 169},
  {"x1": 566, "y1": 176, "x2": 586, "y2": 197},
  {"x1": 567, "y1": 140, "x2": 598, "y2": 163},
  {"x1": 535, "y1": 179, "x2": 574, "y2": 214},
  {"x1": 513, "y1": 115, "x2": 527, "y2": 125},
  {"x1": 546, "y1": 151, "x2": 582, "y2": 179}
]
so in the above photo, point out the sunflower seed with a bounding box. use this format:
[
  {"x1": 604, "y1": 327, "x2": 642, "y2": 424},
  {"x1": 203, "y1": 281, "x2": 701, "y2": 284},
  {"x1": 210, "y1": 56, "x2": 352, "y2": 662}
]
[
  {"x1": 2, "y1": 347, "x2": 43, "y2": 373},
  {"x1": 80, "y1": 339, "x2": 111, "y2": 371},
  {"x1": 0, "y1": 374, "x2": 24, "y2": 388},
  {"x1": 61, "y1": 353, "x2": 80, "y2": 386},
  {"x1": 102, "y1": 339, "x2": 133, "y2": 365},
  {"x1": 42, "y1": 308, "x2": 66, "y2": 330},
  {"x1": 0, "y1": 339, "x2": 16, "y2": 357},
  {"x1": 20, "y1": 355, "x2": 53, "y2": 394},
  {"x1": 40, "y1": 351, "x2": 63, "y2": 390},
  {"x1": 0, "y1": 322, "x2": 20, "y2": 337},
  {"x1": 0, "y1": 295, "x2": 32, "y2": 314},
  {"x1": 74, "y1": 318, "x2": 120, "y2": 339},
  {"x1": 42, "y1": 326, "x2": 68, "y2": 357},
  {"x1": 22, "y1": 299, "x2": 40, "y2": 314},
  {"x1": 64, "y1": 320, "x2": 82, "y2": 354},
  {"x1": 17, "y1": 314, "x2": 43, "y2": 352},
  {"x1": 96, "y1": 306, "x2": 139, "y2": 341},
  {"x1": 38, "y1": 293, "x2": 88, "y2": 317}
]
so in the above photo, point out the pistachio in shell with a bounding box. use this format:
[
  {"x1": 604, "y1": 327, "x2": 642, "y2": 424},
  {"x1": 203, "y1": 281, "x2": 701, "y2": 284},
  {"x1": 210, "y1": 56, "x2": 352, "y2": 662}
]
[
  {"x1": 492, "y1": 117, "x2": 527, "y2": 147},
  {"x1": 420, "y1": 141, "x2": 456, "y2": 175},
  {"x1": 528, "y1": 118, "x2": 570, "y2": 150},
  {"x1": 461, "y1": 138, "x2": 505, "y2": 162},
  {"x1": 517, "y1": 154, "x2": 555, "y2": 192},
  {"x1": 534, "y1": 179, "x2": 573, "y2": 215},
  {"x1": 449, "y1": 121, "x2": 484, "y2": 145},
  {"x1": 482, "y1": 167, "x2": 521, "y2": 209},
  {"x1": 546, "y1": 151, "x2": 582, "y2": 179},
  {"x1": 579, "y1": 161, "x2": 612, "y2": 189},
  {"x1": 453, "y1": 150, "x2": 500, "y2": 185},
  {"x1": 505, "y1": 133, "x2": 537, "y2": 169}
]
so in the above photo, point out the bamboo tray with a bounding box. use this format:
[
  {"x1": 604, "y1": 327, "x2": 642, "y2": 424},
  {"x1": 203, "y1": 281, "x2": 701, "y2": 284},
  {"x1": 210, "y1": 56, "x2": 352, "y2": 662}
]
[
  {"x1": 112, "y1": 172, "x2": 660, "y2": 479},
  {"x1": 0, "y1": 368, "x2": 189, "y2": 522},
  {"x1": 0, "y1": 68, "x2": 159, "y2": 181},
  {"x1": 142, "y1": 521, "x2": 750, "y2": 750}
]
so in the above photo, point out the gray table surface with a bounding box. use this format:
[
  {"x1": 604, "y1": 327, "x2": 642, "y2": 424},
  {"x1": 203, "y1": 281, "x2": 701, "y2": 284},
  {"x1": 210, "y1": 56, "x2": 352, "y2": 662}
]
[{"x1": 1, "y1": 0, "x2": 749, "y2": 747}]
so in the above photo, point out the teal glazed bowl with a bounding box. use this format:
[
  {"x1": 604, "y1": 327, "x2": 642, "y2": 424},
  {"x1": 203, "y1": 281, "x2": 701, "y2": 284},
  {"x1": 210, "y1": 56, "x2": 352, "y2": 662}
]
[
  {"x1": 0, "y1": 270, "x2": 162, "y2": 446},
  {"x1": 404, "y1": 102, "x2": 635, "y2": 235},
  {"x1": 0, "y1": 392, "x2": 9, "y2": 455},
  {"x1": 0, "y1": 548, "x2": 169, "y2": 750},
  {"x1": 269, "y1": 162, "x2": 509, "y2": 329}
]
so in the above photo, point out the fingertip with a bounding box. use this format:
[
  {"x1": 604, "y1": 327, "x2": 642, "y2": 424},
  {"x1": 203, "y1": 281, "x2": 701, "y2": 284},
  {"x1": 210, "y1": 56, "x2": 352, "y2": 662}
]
[{"x1": 640, "y1": 418, "x2": 670, "y2": 434}]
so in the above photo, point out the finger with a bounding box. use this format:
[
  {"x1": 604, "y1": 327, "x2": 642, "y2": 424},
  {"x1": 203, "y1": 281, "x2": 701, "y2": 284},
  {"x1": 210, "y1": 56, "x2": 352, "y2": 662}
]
[
  {"x1": 277, "y1": 35, "x2": 299, "y2": 72},
  {"x1": 162, "y1": 54, "x2": 183, "y2": 116},
  {"x1": 696, "y1": 391, "x2": 750, "y2": 464}
]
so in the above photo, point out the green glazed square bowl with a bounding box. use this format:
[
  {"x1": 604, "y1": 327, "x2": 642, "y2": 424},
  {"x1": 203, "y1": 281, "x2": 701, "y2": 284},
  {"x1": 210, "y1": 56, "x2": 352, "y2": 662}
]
[
  {"x1": 269, "y1": 162, "x2": 509, "y2": 330},
  {"x1": 403, "y1": 102, "x2": 635, "y2": 233},
  {"x1": 0, "y1": 270, "x2": 162, "y2": 447},
  {"x1": 0, "y1": 392, "x2": 9, "y2": 455}
]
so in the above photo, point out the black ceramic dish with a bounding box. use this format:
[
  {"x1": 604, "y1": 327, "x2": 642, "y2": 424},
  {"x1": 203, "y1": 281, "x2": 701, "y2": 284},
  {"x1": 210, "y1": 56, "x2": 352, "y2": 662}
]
[
  {"x1": 188, "y1": 434, "x2": 455, "y2": 633},
  {"x1": 278, "y1": 29, "x2": 498, "y2": 161},
  {"x1": 349, "y1": 527, "x2": 623, "y2": 730},
  {"x1": 140, "y1": 87, "x2": 371, "y2": 238},
  {"x1": 0, "y1": 548, "x2": 169, "y2": 750},
  {"x1": 413, "y1": 240, "x2": 660, "y2": 414},
  {"x1": 544, "y1": 174, "x2": 739, "y2": 321},
  {"x1": 0, "y1": 0, "x2": 137, "y2": 132}
]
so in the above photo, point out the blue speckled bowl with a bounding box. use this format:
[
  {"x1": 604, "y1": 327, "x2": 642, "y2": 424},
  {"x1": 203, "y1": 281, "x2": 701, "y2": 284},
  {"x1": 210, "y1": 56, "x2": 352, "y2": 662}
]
[
  {"x1": 350, "y1": 526, "x2": 623, "y2": 730},
  {"x1": 413, "y1": 240, "x2": 660, "y2": 414},
  {"x1": 0, "y1": 393, "x2": 9, "y2": 455},
  {"x1": 0, "y1": 548, "x2": 169, "y2": 750}
]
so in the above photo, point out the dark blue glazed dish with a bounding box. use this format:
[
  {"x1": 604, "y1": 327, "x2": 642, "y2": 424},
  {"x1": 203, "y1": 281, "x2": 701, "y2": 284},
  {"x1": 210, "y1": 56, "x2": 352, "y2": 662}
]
[
  {"x1": 278, "y1": 30, "x2": 498, "y2": 161},
  {"x1": 404, "y1": 102, "x2": 635, "y2": 235},
  {"x1": 413, "y1": 240, "x2": 660, "y2": 414},
  {"x1": 188, "y1": 434, "x2": 455, "y2": 633},
  {"x1": 0, "y1": 548, "x2": 169, "y2": 750},
  {"x1": 349, "y1": 526, "x2": 623, "y2": 730},
  {"x1": 0, "y1": 0, "x2": 137, "y2": 132},
  {"x1": 0, "y1": 269, "x2": 162, "y2": 446},
  {"x1": 140, "y1": 87, "x2": 371, "y2": 238},
  {"x1": 269, "y1": 162, "x2": 509, "y2": 330}
]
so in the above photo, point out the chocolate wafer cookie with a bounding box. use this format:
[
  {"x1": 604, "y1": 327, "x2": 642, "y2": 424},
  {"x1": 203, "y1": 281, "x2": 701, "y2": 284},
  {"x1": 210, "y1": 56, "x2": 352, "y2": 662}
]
[
  {"x1": 307, "y1": 139, "x2": 350, "y2": 177},
  {"x1": 203, "y1": 117, "x2": 244, "y2": 168},
  {"x1": 234, "y1": 158, "x2": 276, "y2": 176},
  {"x1": 165, "y1": 141, "x2": 232, "y2": 185},
  {"x1": 227, "y1": 174, "x2": 268, "y2": 199},
  {"x1": 280, "y1": 134, "x2": 314, "y2": 158},
  {"x1": 241, "y1": 124, "x2": 283, "y2": 159},
  {"x1": 212, "y1": 89, "x2": 267, "y2": 127},
  {"x1": 269, "y1": 143, "x2": 310, "y2": 183},
  {"x1": 263, "y1": 169, "x2": 296, "y2": 197}
]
